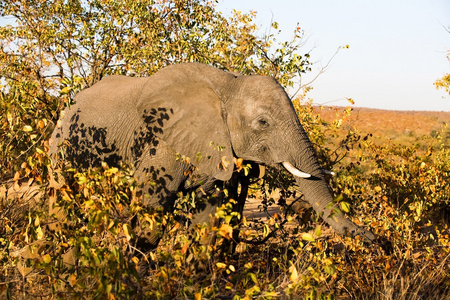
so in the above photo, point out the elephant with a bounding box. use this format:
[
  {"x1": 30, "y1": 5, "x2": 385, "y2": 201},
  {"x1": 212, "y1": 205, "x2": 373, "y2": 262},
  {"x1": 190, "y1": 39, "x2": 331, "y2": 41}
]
[{"x1": 49, "y1": 62, "x2": 376, "y2": 247}]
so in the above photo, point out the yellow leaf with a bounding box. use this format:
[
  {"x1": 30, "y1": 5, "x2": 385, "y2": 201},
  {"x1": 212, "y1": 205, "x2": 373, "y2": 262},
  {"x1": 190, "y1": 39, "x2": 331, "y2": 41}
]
[
  {"x1": 374, "y1": 186, "x2": 382, "y2": 192},
  {"x1": 123, "y1": 224, "x2": 133, "y2": 241},
  {"x1": 34, "y1": 215, "x2": 40, "y2": 227},
  {"x1": 36, "y1": 226, "x2": 44, "y2": 240},
  {"x1": 131, "y1": 256, "x2": 139, "y2": 265},
  {"x1": 314, "y1": 225, "x2": 322, "y2": 237},
  {"x1": 340, "y1": 201, "x2": 350, "y2": 213},
  {"x1": 23, "y1": 125, "x2": 33, "y2": 132},
  {"x1": 143, "y1": 213, "x2": 155, "y2": 230},
  {"x1": 107, "y1": 220, "x2": 115, "y2": 230},
  {"x1": 219, "y1": 156, "x2": 230, "y2": 171},
  {"x1": 38, "y1": 119, "x2": 45, "y2": 129},
  {"x1": 69, "y1": 274, "x2": 77, "y2": 287},
  {"x1": 105, "y1": 167, "x2": 118, "y2": 176},
  {"x1": 218, "y1": 223, "x2": 233, "y2": 240},
  {"x1": 42, "y1": 254, "x2": 51, "y2": 264},
  {"x1": 149, "y1": 252, "x2": 156, "y2": 261},
  {"x1": 195, "y1": 293, "x2": 202, "y2": 300},
  {"x1": 216, "y1": 262, "x2": 227, "y2": 269},
  {"x1": 181, "y1": 242, "x2": 189, "y2": 255},
  {"x1": 289, "y1": 264, "x2": 299, "y2": 283},
  {"x1": 234, "y1": 157, "x2": 244, "y2": 171},
  {"x1": 301, "y1": 233, "x2": 315, "y2": 242}
]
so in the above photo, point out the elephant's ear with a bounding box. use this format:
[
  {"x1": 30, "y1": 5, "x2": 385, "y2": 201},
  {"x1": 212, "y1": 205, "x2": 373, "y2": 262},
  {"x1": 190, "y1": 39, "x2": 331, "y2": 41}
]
[{"x1": 138, "y1": 64, "x2": 235, "y2": 181}]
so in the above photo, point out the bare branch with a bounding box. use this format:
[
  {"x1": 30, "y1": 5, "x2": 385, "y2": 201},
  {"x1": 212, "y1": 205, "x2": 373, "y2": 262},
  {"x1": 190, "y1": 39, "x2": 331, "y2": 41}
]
[{"x1": 290, "y1": 45, "x2": 345, "y2": 99}]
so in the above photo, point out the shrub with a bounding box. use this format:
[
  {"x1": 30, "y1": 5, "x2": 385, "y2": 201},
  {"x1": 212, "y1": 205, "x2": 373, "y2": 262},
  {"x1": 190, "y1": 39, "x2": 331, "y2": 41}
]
[{"x1": 1, "y1": 1, "x2": 449, "y2": 299}]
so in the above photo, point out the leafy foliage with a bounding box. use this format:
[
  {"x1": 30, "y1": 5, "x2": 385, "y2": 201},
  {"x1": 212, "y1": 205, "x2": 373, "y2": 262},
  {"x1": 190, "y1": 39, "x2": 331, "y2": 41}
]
[
  {"x1": 1, "y1": 1, "x2": 450, "y2": 299},
  {"x1": 435, "y1": 73, "x2": 450, "y2": 96}
]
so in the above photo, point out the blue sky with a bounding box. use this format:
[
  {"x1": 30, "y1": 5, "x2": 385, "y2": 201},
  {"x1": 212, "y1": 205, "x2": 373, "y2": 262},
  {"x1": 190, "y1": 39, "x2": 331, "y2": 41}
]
[
  {"x1": 218, "y1": 0, "x2": 450, "y2": 111},
  {"x1": 1, "y1": 1, "x2": 448, "y2": 111}
]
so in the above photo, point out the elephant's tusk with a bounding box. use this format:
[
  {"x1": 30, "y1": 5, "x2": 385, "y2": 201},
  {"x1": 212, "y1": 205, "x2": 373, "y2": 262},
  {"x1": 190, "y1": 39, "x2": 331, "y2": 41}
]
[
  {"x1": 322, "y1": 169, "x2": 336, "y2": 176},
  {"x1": 282, "y1": 162, "x2": 311, "y2": 178}
]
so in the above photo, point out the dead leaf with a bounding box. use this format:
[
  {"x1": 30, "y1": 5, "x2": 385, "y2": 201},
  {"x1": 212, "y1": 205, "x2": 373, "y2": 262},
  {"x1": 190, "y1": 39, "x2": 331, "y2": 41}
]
[
  {"x1": 218, "y1": 156, "x2": 230, "y2": 171},
  {"x1": 13, "y1": 181, "x2": 21, "y2": 191},
  {"x1": 181, "y1": 242, "x2": 189, "y2": 255},
  {"x1": 234, "y1": 157, "x2": 244, "y2": 171},
  {"x1": 68, "y1": 274, "x2": 77, "y2": 287}
]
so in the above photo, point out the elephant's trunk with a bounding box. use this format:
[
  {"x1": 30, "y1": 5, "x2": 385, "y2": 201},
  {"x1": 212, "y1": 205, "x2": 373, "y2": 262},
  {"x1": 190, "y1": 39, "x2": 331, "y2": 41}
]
[{"x1": 283, "y1": 162, "x2": 376, "y2": 242}]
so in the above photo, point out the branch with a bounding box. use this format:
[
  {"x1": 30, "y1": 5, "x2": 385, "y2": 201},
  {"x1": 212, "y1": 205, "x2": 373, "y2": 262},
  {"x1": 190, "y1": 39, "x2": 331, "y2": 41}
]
[{"x1": 290, "y1": 45, "x2": 345, "y2": 99}]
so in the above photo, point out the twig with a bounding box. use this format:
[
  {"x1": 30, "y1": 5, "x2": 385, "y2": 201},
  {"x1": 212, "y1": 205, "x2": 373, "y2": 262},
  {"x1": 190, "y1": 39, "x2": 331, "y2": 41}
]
[{"x1": 290, "y1": 45, "x2": 345, "y2": 99}]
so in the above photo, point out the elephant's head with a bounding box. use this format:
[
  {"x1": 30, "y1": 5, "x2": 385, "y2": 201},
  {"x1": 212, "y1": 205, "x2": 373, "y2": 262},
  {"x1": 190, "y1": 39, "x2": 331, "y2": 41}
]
[{"x1": 147, "y1": 63, "x2": 376, "y2": 242}]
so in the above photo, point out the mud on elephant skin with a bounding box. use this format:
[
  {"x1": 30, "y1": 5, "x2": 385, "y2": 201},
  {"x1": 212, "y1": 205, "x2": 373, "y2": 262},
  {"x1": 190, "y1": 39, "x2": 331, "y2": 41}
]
[{"x1": 49, "y1": 62, "x2": 377, "y2": 248}]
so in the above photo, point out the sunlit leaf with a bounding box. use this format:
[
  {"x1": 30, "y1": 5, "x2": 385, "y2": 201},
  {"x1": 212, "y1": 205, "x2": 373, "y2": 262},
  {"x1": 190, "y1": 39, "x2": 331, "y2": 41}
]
[
  {"x1": 289, "y1": 264, "x2": 299, "y2": 283},
  {"x1": 218, "y1": 223, "x2": 233, "y2": 240},
  {"x1": 216, "y1": 262, "x2": 227, "y2": 269},
  {"x1": 340, "y1": 201, "x2": 350, "y2": 213},
  {"x1": 42, "y1": 254, "x2": 51, "y2": 264},
  {"x1": 301, "y1": 233, "x2": 315, "y2": 242}
]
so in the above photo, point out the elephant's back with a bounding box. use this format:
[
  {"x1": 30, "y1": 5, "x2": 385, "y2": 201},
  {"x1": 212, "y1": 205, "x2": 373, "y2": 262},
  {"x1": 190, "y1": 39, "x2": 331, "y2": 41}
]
[
  {"x1": 74, "y1": 75, "x2": 147, "y2": 114},
  {"x1": 49, "y1": 75, "x2": 148, "y2": 167}
]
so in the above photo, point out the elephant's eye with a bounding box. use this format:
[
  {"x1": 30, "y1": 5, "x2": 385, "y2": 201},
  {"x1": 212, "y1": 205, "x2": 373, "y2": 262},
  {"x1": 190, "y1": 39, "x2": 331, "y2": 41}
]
[
  {"x1": 254, "y1": 117, "x2": 270, "y2": 129},
  {"x1": 259, "y1": 119, "x2": 268, "y2": 126}
]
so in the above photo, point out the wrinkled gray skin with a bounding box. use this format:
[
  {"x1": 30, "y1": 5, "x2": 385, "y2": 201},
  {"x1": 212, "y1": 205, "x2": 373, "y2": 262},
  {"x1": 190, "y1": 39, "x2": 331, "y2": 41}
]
[{"x1": 50, "y1": 63, "x2": 376, "y2": 246}]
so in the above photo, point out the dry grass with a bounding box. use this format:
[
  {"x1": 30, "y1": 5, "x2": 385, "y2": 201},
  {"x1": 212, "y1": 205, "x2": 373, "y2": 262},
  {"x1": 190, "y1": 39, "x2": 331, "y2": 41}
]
[{"x1": 318, "y1": 106, "x2": 450, "y2": 143}]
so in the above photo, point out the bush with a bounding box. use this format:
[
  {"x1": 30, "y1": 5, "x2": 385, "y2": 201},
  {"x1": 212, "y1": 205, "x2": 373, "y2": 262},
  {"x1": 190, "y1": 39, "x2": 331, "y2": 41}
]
[{"x1": 1, "y1": 1, "x2": 449, "y2": 299}]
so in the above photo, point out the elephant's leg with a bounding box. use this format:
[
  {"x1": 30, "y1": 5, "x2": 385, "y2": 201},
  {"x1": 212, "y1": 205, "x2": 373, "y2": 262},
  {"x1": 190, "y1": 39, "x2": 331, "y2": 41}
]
[
  {"x1": 190, "y1": 178, "x2": 223, "y2": 226},
  {"x1": 214, "y1": 171, "x2": 251, "y2": 255},
  {"x1": 133, "y1": 145, "x2": 191, "y2": 250},
  {"x1": 233, "y1": 161, "x2": 262, "y2": 218},
  {"x1": 232, "y1": 175, "x2": 250, "y2": 245}
]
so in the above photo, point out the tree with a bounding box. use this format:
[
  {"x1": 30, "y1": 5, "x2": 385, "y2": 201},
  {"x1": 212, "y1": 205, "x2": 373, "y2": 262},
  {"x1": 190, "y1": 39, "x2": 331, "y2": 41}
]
[
  {"x1": 435, "y1": 70, "x2": 450, "y2": 96},
  {"x1": 434, "y1": 26, "x2": 450, "y2": 96},
  {"x1": 0, "y1": 0, "x2": 311, "y2": 181}
]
